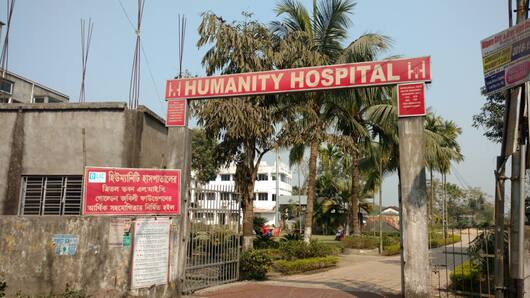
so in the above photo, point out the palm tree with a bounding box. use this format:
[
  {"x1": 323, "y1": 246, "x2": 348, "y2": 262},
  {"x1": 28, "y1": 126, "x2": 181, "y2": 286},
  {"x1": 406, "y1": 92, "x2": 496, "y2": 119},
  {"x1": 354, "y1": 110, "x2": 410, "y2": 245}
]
[{"x1": 273, "y1": 0, "x2": 390, "y2": 240}]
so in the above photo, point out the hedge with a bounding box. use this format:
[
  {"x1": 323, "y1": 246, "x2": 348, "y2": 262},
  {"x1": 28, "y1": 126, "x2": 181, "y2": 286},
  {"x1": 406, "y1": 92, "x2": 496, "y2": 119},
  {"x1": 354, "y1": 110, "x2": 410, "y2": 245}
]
[
  {"x1": 275, "y1": 256, "x2": 339, "y2": 275},
  {"x1": 240, "y1": 249, "x2": 273, "y2": 280},
  {"x1": 382, "y1": 243, "x2": 400, "y2": 256}
]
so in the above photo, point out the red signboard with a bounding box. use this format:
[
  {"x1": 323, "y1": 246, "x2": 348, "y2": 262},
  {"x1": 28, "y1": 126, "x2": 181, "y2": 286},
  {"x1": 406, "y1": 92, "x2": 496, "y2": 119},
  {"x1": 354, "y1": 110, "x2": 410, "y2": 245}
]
[
  {"x1": 397, "y1": 83, "x2": 426, "y2": 117},
  {"x1": 83, "y1": 167, "x2": 180, "y2": 215},
  {"x1": 166, "y1": 57, "x2": 431, "y2": 100},
  {"x1": 166, "y1": 99, "x2": 187, "y2": 127}
]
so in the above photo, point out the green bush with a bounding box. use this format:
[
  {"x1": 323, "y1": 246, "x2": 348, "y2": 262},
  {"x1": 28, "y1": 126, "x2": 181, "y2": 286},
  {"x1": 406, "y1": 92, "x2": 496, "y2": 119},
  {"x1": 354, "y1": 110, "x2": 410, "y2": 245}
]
[
  {"x1": 278, "y1": 240, "x2": 333, "y2": 260},
  {"x1": 253, "y1": 234, "x2": 280, "y2": 249},
  {"x1": 0, "y1": 278, "x2": 5, "y2": 298},
  {"x1": 261, "y1": 248, "x2": 283, "y2": 260},
  {"x1": 275, "y1": 256, "x2": 338, "y2": 274},
  {"x1": 253, "y1": 216, "x2": 268, "y2": 235},
  {"x1": 450, "y1": 260, "x2": 481, "y2": 291},
  {"x1": 342, "y1": 236, "x2": 379, "y2": 249},
  {"x1": 240, "y1": 249, "x2": 273, "y2": 280},
  {"x1": 281, "y1": 232, "x2": 303, "y2": 242},
  {"x1": 383, "y1": 243, "x2": 400, "y2": 256},
  {"x1": 429, "y1": 232, "x2": 461, "y2": 248}
]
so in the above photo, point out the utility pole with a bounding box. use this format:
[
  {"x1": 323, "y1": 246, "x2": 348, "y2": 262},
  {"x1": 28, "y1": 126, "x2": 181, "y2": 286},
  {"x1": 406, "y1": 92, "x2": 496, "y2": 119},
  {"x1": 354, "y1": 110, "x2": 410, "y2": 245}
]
[
  {"x1": 379, "y1": 160, "x2": 383, "y2": 254},
  {"x1": 508, "y1": 1, "x2": 528, "y2": 297},
  {"x1": 275, "y1": 147, "x2": 280, "y2": 227},
  {"x1": 398, "y1": 115, "x2": 430, "y2": 297}
]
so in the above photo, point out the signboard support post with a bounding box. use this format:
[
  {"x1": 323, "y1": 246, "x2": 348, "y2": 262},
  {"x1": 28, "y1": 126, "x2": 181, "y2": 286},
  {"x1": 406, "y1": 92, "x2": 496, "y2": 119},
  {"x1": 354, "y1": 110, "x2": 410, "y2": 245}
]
[
  {"x1": 510, "y1": 143, "x2": 526, "y2": 297},
  {"x1": 166, "y1": 99, "x2": 192, "y2": 292},
  {"x1": 397, "y1": 85, "x2": 430, "y2": 297}
]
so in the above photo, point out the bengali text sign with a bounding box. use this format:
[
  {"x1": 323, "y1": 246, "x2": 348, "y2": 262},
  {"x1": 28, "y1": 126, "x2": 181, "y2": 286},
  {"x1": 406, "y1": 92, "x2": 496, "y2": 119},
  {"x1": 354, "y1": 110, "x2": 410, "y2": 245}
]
[
  {"x1": 397, "y1": 83, "x2": 426, "y2": 117},
  {"x1": 83, "y1": 167, "x2": 180, "y2": 215}
]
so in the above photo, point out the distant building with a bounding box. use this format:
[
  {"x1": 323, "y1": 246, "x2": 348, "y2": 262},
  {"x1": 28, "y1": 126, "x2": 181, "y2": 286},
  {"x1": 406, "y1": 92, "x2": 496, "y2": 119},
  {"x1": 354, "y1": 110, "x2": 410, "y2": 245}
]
[
  {"x1": 381, "y1": 206, "x2": 400, "y2": 216},
  {"x1": 202, "y1": 161, "x2": 293, "y2": 225},
  {"x1": 0, "y1": 69, "x2": 69, "y2": 103}
]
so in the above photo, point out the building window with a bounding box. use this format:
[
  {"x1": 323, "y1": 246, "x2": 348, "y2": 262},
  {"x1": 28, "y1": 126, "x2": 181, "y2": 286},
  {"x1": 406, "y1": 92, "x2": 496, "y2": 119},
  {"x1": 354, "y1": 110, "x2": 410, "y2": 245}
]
[
  {"x1": 280, "y1": 174, "x2": 288, "y2": 183},
  {"x1": 258, "y1": 192, "x2": 268, "y2": 201},
  {"x1": 20, "y1": 176, "x2": 82, "y2": 215},
  {"x1": 198, "y1": 192, "x2": 215, "y2": 201},
  {"x1": 272, "y1": 174, "x2": 276, "y2": 181},
  {"x1": 272, "y1": 194, "x2": 277, "y2": 201},
  {"x1": 221, "y1": 174, "x2": 231, "y2": 181},
  {"x1": 220, "y1": 192, "x2": 231, "y2": 201},
  {"x1": 257, "y1": 173, "x2": 268, "y2": 181},
  {"x1": 0, "y1": 78, "x2": 13, "y2": 95}
]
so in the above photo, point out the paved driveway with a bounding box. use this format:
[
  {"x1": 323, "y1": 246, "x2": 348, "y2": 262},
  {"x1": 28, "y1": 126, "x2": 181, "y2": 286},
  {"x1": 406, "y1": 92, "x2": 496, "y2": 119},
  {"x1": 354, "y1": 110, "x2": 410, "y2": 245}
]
[{"x1": 192, "y1": 254, "x2": 401, "y2": 298}]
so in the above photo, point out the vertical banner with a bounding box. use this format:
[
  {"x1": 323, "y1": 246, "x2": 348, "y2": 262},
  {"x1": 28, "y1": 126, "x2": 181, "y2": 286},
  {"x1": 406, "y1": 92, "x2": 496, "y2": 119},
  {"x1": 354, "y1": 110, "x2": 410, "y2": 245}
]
[
  {"x1": 131, "y1": 218, "x2": 171, "y2": 289},
  {"x1": 397, "y1": 83, "x2": 426, "y2": 117},
  {"x1": 166, "y1": 99, "x2": 187, "y2": 127}
]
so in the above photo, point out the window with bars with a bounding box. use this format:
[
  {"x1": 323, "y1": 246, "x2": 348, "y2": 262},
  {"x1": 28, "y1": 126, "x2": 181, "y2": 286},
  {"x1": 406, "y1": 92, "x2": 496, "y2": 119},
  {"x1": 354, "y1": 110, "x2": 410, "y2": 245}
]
[
  {"x1": 20, "y1": 176, "x2": 83, "y2": 215},
  {"x1": 256, "y1": 173, "x2": 268, "y2": 181},
  {"x1": 258, "y1": 192, "x2": 268, "y2": 201}
]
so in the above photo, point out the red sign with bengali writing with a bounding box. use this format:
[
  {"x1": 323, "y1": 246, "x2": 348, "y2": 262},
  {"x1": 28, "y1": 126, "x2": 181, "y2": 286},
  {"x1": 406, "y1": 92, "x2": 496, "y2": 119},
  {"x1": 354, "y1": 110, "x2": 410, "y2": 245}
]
[
  {"x1": 166, "y1": 57, "x2": 431, "y2": 100},
  {"x1": 397, "y1": 83, "x2": 426, "y2": 117},
  {"x1": 166, "y1": 99, "x2": 187, "y2": 127},
  {"x1": 83, "y1": 167, "x2": 180, "y2": 215}
]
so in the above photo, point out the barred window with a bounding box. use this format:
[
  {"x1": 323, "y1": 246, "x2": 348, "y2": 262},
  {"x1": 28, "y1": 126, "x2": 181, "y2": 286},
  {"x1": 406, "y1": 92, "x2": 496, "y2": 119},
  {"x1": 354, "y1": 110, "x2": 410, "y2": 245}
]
[
  {"x1": 220, "y1": 192, "x2": 231, "y2": 201},
  {"x1": 258, "y1": 193, "x2": 268, "y2": 201},
  {"x1": 257, "y1": 173, "x2": 268, "y2": 181},
  {"x1": 20, "y1": 176, "x2": 83, "y2": 215}
]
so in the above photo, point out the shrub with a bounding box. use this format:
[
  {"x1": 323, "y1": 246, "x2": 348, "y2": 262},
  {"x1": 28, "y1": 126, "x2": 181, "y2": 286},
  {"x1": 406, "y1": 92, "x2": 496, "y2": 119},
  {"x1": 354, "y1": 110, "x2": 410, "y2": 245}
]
[
  {"x1": 261, "y1": 248, "x2": 282, "y2": 260},
  {"x1": 281, "y1": 232, "x2": 303, "y2": 242},
  {"x1": 253, "y1": 234, "x2": 279, "y2": 249},
  {"x1": 240, "y1": 249, "x2": 273, "y2": 280},
  {"x1": 450, "y1": 260, "x2": 481, "y2": 291},
  {"x1": 341, "y1": 236, "x2": 378, "y2": 249},
  {"x1": 275, "y1": 256, "x2": 338, "y2": 274},
  {"x1": 429, "y1": 233, "x2": 461, "y2": 248},
  {"x1": 383, "y1": 243, "x2": 400, "y2": 256},
  {"x1": 253, "y1": 216, "x2": 268, "y2": 235},
  {"x1": 278, "y1": 240, "x2": 333, "y2": 260}
]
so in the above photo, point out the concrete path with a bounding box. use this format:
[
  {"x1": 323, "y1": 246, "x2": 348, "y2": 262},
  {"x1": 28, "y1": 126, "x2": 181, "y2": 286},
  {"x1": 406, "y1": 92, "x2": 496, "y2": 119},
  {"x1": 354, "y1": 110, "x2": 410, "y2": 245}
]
[{"x1": 191, "y1": 254, "x2": 402, "y2": 298}]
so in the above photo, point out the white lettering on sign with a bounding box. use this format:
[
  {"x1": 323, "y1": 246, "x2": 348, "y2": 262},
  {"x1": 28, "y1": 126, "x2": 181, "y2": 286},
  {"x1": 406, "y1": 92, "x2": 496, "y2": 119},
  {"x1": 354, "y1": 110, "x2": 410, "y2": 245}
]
[{"x1": 165, "y1": 57, "x2": 431, "y2": 100}]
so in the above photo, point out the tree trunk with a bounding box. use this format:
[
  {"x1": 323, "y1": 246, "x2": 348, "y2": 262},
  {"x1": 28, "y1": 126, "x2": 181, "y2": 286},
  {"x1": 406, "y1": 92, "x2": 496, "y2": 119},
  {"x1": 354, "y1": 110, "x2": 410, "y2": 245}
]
[
  {"x1": 351, "y1": 150, "x2": 361, "y2": 236},
  {"x1": 241, "y1": 179, "x2": 255, "y2": 251},
  {"x1": 304, "y1": 139, "x2": 318, "y2": 242}
]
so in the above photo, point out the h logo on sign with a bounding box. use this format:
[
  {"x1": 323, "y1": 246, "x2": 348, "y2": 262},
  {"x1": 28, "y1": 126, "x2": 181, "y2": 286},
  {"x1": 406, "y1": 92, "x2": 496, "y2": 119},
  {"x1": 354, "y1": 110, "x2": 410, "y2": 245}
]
[
  {"x1": 407, "y1": 61, "x2": 426, "y2": 80},
  {"x1": 167, "y1": 81, "x2": 182, "y2": 98}
]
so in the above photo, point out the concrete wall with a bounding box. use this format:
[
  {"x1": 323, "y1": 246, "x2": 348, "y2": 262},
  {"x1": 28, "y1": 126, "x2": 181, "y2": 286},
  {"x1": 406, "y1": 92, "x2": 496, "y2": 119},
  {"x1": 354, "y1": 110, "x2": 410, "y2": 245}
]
[
  {"x1": 0, "y1": 216, "x2": 179, "y2": 297},
  {"x1": 0, "y1": 102, "x2": 168, "y2": 215}
]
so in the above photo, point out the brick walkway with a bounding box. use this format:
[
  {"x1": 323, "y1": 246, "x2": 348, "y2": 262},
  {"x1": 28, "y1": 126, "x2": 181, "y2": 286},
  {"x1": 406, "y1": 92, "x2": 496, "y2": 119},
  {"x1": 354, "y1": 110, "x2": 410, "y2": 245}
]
[{"x1": 192, "y1": 254, "x2": 401, "y2": 298}]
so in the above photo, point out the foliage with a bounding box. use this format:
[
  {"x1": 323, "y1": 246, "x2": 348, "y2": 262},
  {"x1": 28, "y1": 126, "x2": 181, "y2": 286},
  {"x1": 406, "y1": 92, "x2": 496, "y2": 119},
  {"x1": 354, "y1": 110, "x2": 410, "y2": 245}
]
[
  {"x1": 274, "y1": 256, "x2": 338, "y2": 275},
  {"x1": 382, "y1": 243, "x2": 400, "y2": 256},
  {"x1": 278, "y1": 240, "x2": 334, "y2": 260},
  {"x1": 472, "y1": 90, "x2": 505, "y2": 143},
  {"x1": 195, "y1": 11, "x2": 294, "y2": 246},
  {"x1": 261, "y1": 248, "x2": 283, "y2": 260},
  {"x1": 429, "y1": 232, "x2": 461, "y2": 248},
  {"x1": 342, "y1": 235, "x2": 379, "y2": 249},
  {"x1": 253, "y1": 234, "x2": 280, "y2": 249},
  {"x1": 240, "y1": 249, "x2": 273, "y2": 280},
  {"x1": 281, "y1": 232, "x2": 303, "y2": 242},
  {"x1": 253, "y1": 216, "x2": 268, "y2": 235},
  {"x1": 450, "y1": 260, "x2": 481, "y2": 291},
  {"x1": 191, "y1": 128, "x2": 219, "y2": 184}
]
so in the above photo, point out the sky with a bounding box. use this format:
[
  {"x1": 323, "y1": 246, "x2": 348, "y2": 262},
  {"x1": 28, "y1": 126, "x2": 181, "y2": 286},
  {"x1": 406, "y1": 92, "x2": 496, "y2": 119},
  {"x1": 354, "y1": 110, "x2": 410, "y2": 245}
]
[{"x1": 5, "y1": 0, "x2": 510, "y2": 206}]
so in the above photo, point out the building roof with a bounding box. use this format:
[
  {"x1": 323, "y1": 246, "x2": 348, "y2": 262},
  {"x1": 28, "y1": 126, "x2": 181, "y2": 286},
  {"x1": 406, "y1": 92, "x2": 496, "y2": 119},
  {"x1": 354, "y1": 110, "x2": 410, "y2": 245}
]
[{"x1": 1, "y1": 68, "x2": 70, "y2": 100}]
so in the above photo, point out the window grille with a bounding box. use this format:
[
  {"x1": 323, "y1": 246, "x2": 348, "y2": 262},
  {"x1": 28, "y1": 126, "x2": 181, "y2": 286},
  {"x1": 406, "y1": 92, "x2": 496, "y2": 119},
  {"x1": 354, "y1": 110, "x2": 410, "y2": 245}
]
[
  {"x1": 20, "y1": 176, "x2": 83, "y2": 215},
  {"x1": 258, "y1": 192, "x2": 268, "y2": 201},
  {"x1": 257, "y1": 173, "x2": 268, "y2": 181},
  {"x1": 220, "y1": 174, "x2": 231, "y2": 181}
]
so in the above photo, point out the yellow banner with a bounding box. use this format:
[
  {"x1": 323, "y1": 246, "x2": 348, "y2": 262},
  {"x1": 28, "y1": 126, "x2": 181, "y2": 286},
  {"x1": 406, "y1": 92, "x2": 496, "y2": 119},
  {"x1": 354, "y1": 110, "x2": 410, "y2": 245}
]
[{"x1": 483, "y1": 47, "x2": 512, "y2": 73}]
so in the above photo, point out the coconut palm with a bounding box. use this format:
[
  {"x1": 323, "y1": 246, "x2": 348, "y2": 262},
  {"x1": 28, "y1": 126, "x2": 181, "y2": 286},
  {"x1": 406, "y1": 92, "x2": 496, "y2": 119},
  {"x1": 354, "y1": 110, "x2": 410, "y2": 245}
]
[{"x1": 273, "y1": 0, "x2": 391, "y2": 240}]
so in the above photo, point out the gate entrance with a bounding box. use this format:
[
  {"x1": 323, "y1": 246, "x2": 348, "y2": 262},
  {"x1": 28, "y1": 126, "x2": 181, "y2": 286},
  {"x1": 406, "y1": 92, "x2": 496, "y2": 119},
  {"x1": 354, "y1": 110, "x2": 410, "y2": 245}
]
[{"x1": 183, "y1": 185, "x2": 242, "y2": 294}]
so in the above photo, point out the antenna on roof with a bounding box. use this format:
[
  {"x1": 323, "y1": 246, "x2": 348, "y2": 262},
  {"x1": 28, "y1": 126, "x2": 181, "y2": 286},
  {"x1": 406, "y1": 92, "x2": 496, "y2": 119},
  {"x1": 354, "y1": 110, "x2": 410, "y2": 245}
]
[
  {"x1": 79, "y1": 18, "x2": 94, "y2": 103},
  {"x1": 127, "y1": 0, "x2": 145, "y2": 109},
  {"x1": 177, "y1": 14, "x2": 187, "y2": 78},
  {"x1": 0, "y1": 0, "x2": 15, "y2": 78}
]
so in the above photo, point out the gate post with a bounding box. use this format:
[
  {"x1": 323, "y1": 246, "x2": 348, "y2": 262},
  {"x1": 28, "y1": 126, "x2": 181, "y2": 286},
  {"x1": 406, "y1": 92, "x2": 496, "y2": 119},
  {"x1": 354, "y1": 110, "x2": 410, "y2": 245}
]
[
  {"x1": 166, "y1": 100, "x2": 192, "y2": 295},
  {"x1": 398, "y1": 116, "x2": 430, "y2": 297}
]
